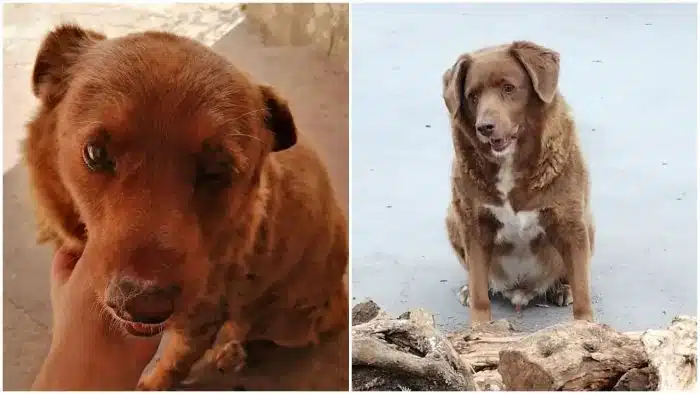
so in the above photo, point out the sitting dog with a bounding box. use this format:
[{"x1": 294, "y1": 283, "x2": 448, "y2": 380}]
[
  {"x1": 24, "y1": 24, "x2": 348, "y2": 389},
  {"x1": 442, "y1": 41, "x2": 595, "y2": 324}
]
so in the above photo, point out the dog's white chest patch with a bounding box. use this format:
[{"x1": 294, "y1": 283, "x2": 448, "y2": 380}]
[
  {"x1": 483, "y1": 154, "x2": 545, "y2": 291},
  {"x1": 488, "y1": 204, "x2": 542, "y2": 246}
]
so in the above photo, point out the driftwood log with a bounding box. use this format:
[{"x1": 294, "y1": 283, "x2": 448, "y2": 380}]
[
  {"x1": 641, "y1": 316, "x2": 697, "y2": 390},
  {"x1": 352, "y1": 300, "x2": 475, "y2": 390},
  {"x1": 352, "y1": 299, "x2": 697, "y2": 391}
]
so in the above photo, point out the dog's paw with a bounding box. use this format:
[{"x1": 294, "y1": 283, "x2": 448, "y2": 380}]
[
  {"x1": 214, "y1": 340, "x2": 246, "y2": 374},
  {"x1": 136, "y1": 372, "x2": 173, "y2": 391},
  {"x1": 549, "y1": 283, "x2": 574, "y2": 307},
  {"x1": 457, "y1": 285, "x2": 470, "y2": 306},
  {"x1": 458, "y1": 285, "x2": 496, "y2": 307}
]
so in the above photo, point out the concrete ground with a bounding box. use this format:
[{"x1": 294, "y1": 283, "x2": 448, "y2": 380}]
[
  {"x1": 351, "y1": 3, "x2": 697, "y2": 333},
  {"x1": 3, "y1": 4, "x2": 348, "y2": 390}
]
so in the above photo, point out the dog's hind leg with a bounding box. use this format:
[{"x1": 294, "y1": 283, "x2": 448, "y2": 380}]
[
  {"x1": 547, "y1": 281, "x2": 574, "y2": 307},
  {"x1": 446, "y1": 206, "x2": 467, "y2": 268},
  {"x1": 457, "y1": 284, "x2": 470, "y2": 306},
  {"x1": 447, "y1": 207, "x2": 473, "y2": 306}
]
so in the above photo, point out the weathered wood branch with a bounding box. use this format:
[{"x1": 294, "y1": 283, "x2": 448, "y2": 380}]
[
  {"x1": 496, "y1": 321, "x2": 649, "y2": 390},
  {"x1": 641, "y1": 315, "x2": 697, "y2": 391},
  {"x1": 352, "y1": 299, "x2": 697, "y2": 391},
  {"x1": 352, "y1": 303, "x2": 475, "y2": 391}
]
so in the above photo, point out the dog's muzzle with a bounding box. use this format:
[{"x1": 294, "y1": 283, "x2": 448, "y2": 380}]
[{"x1": 105, "y1": 278, "x2": 181, "y2": 335}]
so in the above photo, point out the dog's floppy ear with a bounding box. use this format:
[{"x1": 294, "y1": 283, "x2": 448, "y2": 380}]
[
  {"x1": 442, "y1": 54, "x2": 471, "y2": 122},
  {"x1": 259, "y1": 85, "x2": 298, "y2": 152},
  {"x1": 510, "y1": 41, "x2": 560, "y2": 104},
  {"x1": 32, "y1": 24, "x2": 106, "y2": 106}
]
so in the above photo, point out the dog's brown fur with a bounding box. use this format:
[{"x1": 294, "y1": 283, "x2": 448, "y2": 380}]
[
  {"x1": 25, "y1": 25, "x2": 348, "y2": 389},
  {"x1": 442, "y1": 41, "x2": 594, "y2": 324}
]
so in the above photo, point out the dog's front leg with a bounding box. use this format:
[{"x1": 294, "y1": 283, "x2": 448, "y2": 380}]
[
  {"x1": 465, "y1": 242, "x2": 492, "y2": 324},
  {"x1": 137, "y1": 303, "x2": 225, "y2": 390},
  {"x1": 552, "y1": 218, "x2": 594, "y2": 321},
  {"x1": 211, "y1": 320, "x2": 249, "y2": 373}
]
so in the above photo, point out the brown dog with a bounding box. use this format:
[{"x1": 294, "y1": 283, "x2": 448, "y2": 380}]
[
  {"x1": 24, "y1": 24, "x2": 348, "y2": 389},
  {"x1": 442, "y1": 41, "x2": 595, "y2": 325}
]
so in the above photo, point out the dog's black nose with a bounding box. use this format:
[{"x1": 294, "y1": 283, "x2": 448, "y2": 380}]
[
  {"x1": 112, "y1": 279, "x2": 181, "y2": 324},
  {"x1": 476, "y1": 122, "x2": 494, "y2": 136}
]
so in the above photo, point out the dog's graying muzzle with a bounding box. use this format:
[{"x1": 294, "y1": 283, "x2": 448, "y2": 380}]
[{"x1": 106, "y1": 278, "x2": 182, "y2": 324}]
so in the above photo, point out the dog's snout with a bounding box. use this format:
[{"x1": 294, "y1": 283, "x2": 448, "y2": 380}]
[
  {"x1": 113, "y1": 279, "x2": 181, "y2": 324},
  {"x1": 476, "y1": 122, "x2": 495, "y2": 137}
]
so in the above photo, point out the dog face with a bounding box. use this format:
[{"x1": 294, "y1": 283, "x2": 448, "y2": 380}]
[
  {"x1": 442, "y1": 41, "x2": 560, "y2": 159},
  {"x1": 31, "y1": 25, "x2": 297, "y2": 336}
]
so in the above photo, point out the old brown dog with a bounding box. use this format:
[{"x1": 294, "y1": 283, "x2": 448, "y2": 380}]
[
  {"x1": 442, "y1": 41, "x2": 594, "y2": 324},
  {"x1": 24, "y1": 25, "x2": 348, "y2": 389}
]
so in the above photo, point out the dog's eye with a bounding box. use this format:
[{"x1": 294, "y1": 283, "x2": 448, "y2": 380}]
[
  {"x1": 195, "y1": 165, "x2": 233, "y2": 190},
  {"x1": 467, "y1": 92, "x2": 478, "y2": 104},
  {"x1": 503, "y1": 83, "x2": 516, "y2": 94},
  {"x1": 195, "y1": 142, "x2": 235, "y2": 191},
  {"x1": 83, "y1": 141, "x2": 115, "y2": 173}
]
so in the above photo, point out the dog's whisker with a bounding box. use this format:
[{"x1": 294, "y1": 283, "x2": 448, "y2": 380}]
[
  {"x1": 226, "y1": 132, "x2": 264, "y2": 146},
  {"x1": 230, "y1": 108, "x2": 267, "y2": 123}
]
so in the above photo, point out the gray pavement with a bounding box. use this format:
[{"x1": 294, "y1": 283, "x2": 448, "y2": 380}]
[{"x1": 351, "y1": 3, "x2": 697, "y2": 333}]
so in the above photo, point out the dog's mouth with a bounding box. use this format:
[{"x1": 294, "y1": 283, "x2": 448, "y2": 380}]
[
  {"x1": 106, "y1": 307, "x2": 167, "y2": 337},
  {"x1": 123, "y1": 320, "x2": 166, "y2": 337},
  {"x1": 490, "y1": 126, "x2": 520, "y2": 155},
  {"x1": 490, "y1": 138, "x2": 512, "y2": 152},
  {"x1": 490, "y1": 137, "x2": 518, "y2": 156}
]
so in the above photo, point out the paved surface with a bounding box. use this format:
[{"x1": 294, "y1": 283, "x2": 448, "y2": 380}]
[
  {"x1": 351, "y1": 3, "x2": 697, "y2": 333},
  {"x1": 3, "y1": 4, "x2": 348, "y2": 390}
]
